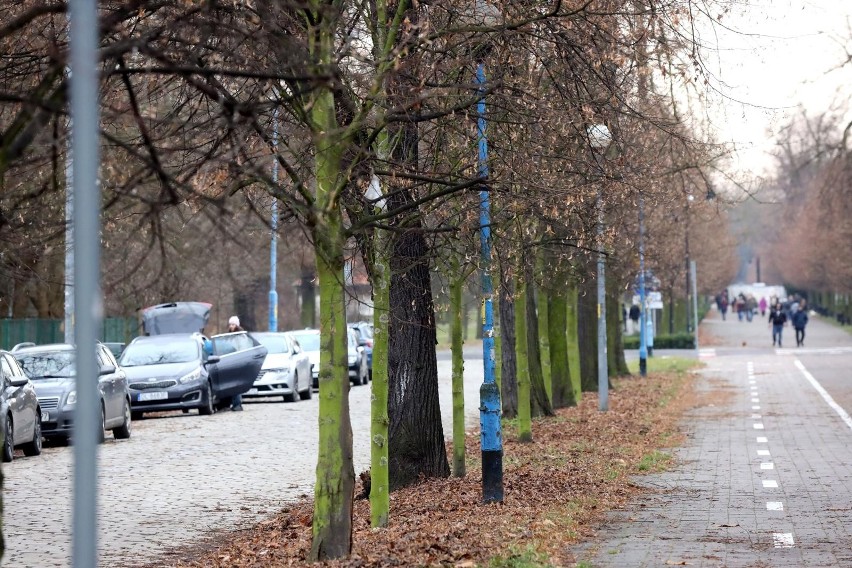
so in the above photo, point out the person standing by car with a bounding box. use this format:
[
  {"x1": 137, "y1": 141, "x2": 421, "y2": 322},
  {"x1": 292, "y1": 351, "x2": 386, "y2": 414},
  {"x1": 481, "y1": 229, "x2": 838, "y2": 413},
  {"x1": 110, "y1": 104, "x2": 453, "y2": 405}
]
[
  {"x1": 225, "y1": 316, "x2": 245, "y2": 411},
  {"x1": 768, "y1": 303, "x2": 787, "y2": 348}
]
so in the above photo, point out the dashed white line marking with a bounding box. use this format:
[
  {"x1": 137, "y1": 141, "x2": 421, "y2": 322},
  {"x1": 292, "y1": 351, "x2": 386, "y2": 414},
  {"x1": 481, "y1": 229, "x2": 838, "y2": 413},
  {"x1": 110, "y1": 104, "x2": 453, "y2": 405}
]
[
  {"x1": 773, "y1": 533, "x2": 794, "y2": 548},
  {"x1": 757, "y1": 437, "x2": 768, "y2": 443},
  {"x1": 763, "y1": 480, "x2": 778, "y2": 488},
  {"x1": 760, "y1": 462, "x2": 774, "y2": 470},
  {"x1": 751, "y1": 398, "x2": 760, "y2": 403},
  {"x1": 752, "y1": 405, "x2": 761, "y2": 410},
  {"x1": 749, "y1": 380, "x2": 756, "y2": 385},
  {"x1": 767, "y1": 501, "x2": 784, "y2": 511},
  {"x1": 794, "y1": 360, "x2": 852, "y2": 433},
  {"x1": 753, "y1": 423, "x2": 764, "y2": 430},
  {"x1": 752, "y1": 414, "x2": 762, "y2": 419},
  {"x1": 758, "y1": 449, "x2": 770, "y2": 456}
]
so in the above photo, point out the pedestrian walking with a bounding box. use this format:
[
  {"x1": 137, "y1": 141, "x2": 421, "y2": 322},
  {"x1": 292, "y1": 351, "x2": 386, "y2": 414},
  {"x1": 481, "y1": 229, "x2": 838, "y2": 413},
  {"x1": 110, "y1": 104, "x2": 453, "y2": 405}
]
[
  {"x1": 225, "y1": 315, "x2": 245, "y2": 411},
  {"x1": 746, "y1": 295, "x2": 757, "y2": 322},
  {"x1": 758, "y1": 296, "x2": 768, "y2": 317},
  {"x1": 792, "y1": 300, "x2": 809, "y2": 347},
  {"x1": 768, "y1": 303, "x2": 787, "y2": 348}
]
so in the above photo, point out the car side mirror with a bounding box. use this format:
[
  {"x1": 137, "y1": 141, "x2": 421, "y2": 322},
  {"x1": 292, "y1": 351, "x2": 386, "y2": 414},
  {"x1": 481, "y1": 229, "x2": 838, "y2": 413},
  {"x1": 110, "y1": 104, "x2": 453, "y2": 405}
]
[
  {"x1": 205, "y1": 355, "x2": 221, "y2": 365},
  {"x1": 9, "y1": 377, "x2": 28, "y2": 387},
  {"x1": 99, "y1": 364, "x2": 116, "y2": 376}
]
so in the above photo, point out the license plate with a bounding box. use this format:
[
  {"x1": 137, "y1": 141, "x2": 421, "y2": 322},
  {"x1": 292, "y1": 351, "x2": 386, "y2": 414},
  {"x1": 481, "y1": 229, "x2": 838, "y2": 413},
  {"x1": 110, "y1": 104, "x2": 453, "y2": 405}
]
[
  {"x1": 138, "y1": 391, "x2": 168, "y2": 402},
  {"x1": 41, "y1": 411, "x2": 49, "y2": 422}
]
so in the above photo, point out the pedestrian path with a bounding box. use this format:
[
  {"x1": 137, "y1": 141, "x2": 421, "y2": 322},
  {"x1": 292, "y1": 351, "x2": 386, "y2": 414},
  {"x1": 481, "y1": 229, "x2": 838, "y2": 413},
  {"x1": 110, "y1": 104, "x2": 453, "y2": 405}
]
[{"x1": 573, "y1": 310, "x2": 852, "y2": 567}]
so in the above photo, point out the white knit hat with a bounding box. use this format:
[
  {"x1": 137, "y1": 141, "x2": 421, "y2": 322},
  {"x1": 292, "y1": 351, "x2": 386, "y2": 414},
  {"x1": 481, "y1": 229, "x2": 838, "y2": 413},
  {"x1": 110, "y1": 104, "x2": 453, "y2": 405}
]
[{"x1": 228, "y1": 316, "x2": 240, "y2": 326}]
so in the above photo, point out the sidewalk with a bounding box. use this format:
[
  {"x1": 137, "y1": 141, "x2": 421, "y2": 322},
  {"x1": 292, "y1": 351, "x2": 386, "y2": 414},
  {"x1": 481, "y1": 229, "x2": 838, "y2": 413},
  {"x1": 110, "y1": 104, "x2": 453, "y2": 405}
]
[{"x1": 573, "y1": 310, "x2": 852, "y2": 567}]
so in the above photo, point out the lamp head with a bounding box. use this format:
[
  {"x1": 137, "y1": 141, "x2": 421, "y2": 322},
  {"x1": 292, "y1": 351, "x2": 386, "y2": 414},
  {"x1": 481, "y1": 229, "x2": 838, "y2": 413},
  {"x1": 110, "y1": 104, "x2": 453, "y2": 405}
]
[{"x1": 586, "y1": 124, "x2": 612, "y2": 150}]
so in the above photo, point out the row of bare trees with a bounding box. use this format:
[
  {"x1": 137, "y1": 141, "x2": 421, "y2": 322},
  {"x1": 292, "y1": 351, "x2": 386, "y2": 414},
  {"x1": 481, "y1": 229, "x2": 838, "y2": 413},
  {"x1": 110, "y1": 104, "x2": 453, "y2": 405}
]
[{"x1": 0, "y1": 0, "x2": 740, "y2": 561}]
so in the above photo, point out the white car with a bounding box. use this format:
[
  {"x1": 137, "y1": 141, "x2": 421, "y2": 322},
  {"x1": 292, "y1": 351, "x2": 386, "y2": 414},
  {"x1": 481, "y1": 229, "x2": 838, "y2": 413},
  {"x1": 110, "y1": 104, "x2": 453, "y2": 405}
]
[
  {"x1": 287, "y1": 328, "x2": 368, "y2": 389},
  {"x1": 245, "y1": 332, "x2": 313, "y2": 402}
]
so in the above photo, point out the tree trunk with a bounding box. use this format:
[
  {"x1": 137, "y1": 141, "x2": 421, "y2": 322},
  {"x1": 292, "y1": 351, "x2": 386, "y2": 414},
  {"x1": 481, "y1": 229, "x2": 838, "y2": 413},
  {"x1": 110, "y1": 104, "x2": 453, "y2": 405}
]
[
  {"x1": 300, "y1": 266, "x2": 317, "y2": 328},
  {"x1": 309, "y1": 77, "x2": 354, "y2": 559},
  {"x1": 537, "y1": 287, "x2": 552, "y2": 401},
  {"x1": 525, "y1": 277, "x2": 553, "y2": 417},
  {"x1": 369, "y1": 222, "x2": 390, "y2": 528},
  {"x1": 578, "y1": 270, "x2": 599, "y2": 392},
  {"x1": 566, "y1": 283, "x2": 582, "y2": 403},
  {"x1": 548, "y1": 289, "x2": 576, "y2": 408},
  {"x1": 387, "y1": 212, "x2": 449, "y2": 489},
  {"x1": 514, "y1": 273, "x2": 532, "y2": 442},
  {"x1": 607, "y1": 279, "x2": 630, "y2": 376},
  {"x1": 450, "y1": 256, "x2": 465, "y2": 477},
  {"x1": 499, "y1": 262, "x2": 518, "y2": 418}
]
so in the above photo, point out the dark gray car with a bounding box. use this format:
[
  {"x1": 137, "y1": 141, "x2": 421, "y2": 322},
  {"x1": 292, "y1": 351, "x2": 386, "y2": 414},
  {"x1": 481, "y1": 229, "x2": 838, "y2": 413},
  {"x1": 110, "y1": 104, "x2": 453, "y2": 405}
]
[
  {"x1": 0, "y1": 350, "x2": 42, "y2": 461},
  {"x1": 14, "y1": 343, "x2": 132, "y2": 443}
]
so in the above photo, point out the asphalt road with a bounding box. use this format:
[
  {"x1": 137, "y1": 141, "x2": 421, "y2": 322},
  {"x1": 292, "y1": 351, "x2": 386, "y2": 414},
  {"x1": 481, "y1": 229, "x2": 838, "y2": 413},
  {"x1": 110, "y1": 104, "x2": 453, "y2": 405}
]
[{"x1": 3, "y1": 348, "x2": 485, "y2": 567}]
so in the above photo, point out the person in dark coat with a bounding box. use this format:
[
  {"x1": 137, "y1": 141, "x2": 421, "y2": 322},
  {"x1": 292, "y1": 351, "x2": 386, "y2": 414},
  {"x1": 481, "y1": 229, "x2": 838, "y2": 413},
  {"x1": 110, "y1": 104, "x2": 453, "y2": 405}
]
[
  {"x1": 792, "y1": 301, "x2": 809, "y2": 347},
  {"x1": 768, "y1": 303, "x2": 787, "y2": 348},
  {"x1": 225, "y1": 316, "x2": 245, "y2": 411}
]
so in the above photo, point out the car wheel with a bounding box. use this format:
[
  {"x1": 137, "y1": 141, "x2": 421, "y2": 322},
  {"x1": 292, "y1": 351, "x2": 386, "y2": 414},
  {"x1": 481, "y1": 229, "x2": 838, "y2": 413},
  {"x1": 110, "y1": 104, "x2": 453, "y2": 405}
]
[
  {"x1": 2, "y1": 415, "x2": 13, "y2": 463},
  {"x1": 97, "y1": 405, "x2": 106, "y2": 444},
  {"x1": 285, "y1": 375, "x2": 299, "y2": 403},
  {"x1": 300, "y1": 374, "x2": 313, "y2": 400},
  {"x1": 22, "y1": 413, "x2": 42, "y2": 457},
  {"x1": 199, "y1": 381, "x2": 215, "y2": 415},
  {"x1": 113, "y1": 399, "x2": 132, "y2": 440}
]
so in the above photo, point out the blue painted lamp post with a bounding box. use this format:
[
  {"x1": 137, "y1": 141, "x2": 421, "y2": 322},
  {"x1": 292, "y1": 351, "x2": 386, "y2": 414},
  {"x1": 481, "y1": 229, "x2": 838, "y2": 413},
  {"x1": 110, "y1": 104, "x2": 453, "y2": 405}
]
[
  {"x1": 587, "y1": 124, "x2": 612, "y2": 411},
  {"x1": 476, "y1": 61, "x2": 502, "y2": 504},
  {"x1": 269, "y1": 106, "x2": 280, "y2": 331}
]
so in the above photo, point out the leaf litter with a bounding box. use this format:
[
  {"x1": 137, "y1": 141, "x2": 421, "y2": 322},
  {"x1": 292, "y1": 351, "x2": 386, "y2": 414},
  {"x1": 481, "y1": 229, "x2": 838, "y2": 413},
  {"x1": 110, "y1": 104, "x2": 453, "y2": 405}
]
[{"x1": 137, "y1": 370, "x2": 698, "y2": 567}]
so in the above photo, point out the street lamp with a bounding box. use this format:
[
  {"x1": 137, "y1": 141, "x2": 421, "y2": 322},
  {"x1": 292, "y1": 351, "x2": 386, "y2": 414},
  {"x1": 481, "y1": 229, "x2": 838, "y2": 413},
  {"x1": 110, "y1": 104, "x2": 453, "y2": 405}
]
[
  {"x1": 587, "y1": 124, "x2": 612, "y2": 411},
  {"x1": 470, "y1": 0, "x2": 502, "y2": 505},
  {"x1": 638, "y1": 191, "x2": 648, "y2": 376},
  {"x1": 269, "y1": 106, "x2": 280, "y2": 332}
]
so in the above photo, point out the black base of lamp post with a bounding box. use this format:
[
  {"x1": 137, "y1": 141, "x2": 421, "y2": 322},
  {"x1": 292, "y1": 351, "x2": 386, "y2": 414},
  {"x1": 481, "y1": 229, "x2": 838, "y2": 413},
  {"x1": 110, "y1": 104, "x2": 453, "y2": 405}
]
[{"x1": 482, "y1": 450, "x2": 504, "y2": 503}]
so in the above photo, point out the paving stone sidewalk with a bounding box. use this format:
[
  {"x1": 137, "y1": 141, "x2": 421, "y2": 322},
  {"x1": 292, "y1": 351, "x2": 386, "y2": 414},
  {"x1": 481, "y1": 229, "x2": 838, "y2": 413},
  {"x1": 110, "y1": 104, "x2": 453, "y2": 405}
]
[{"x1": 574, "y1": 312, "x2": 852, "y2": 567}]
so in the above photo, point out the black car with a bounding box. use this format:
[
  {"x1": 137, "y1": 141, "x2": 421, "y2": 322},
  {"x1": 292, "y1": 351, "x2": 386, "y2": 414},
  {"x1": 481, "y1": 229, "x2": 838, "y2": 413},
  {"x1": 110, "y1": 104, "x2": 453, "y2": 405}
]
[
  {"x1": 0, "y1": 350, "x2": 42, "y2": 461},
  {"x1": 120, "y1": 302, "x2": 267, "y2": 416},
  {"x1": 14, "y1": 343, "x2": 133, "y2": 443}
]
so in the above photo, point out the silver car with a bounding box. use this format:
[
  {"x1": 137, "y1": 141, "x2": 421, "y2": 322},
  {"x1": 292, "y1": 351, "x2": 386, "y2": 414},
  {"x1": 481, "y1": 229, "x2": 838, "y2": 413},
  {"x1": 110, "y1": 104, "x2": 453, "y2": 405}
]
[
  {"x1": 1, "y1": 350, "x2": 43, "y2": 461},
  {"x1": 245, "y1": 332, "x2": 313, "y2": 402},
  {"x1": 287, "y1": 328, "x2": 368, "y2": 388},
  {"x1": 14, "y1": 343, "x2": 132, "y2": 444}
]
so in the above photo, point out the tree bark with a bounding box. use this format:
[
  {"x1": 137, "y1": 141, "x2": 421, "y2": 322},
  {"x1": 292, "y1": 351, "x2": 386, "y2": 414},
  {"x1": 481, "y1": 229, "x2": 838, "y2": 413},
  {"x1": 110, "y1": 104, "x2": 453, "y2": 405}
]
[
  {"x1": 369, "y1": 219, "x2": 390, "y2": 528},
  {"x1": 450, "y1": 256, "x2": 465, "y2": 477},
  {"x1": 578, "y1": 268, "x2": 599, "y2": 392},
  {"x1": 566, "y1": 283, "x2": 582, "y2": 403},
  {"x1": 525, "y1": 276, "x2": 553, "y2": 417},
  {"x1": 548, "y1": 288, "x2": 576, "y2": 408},
  {"x1": 514, "y1": 273, "x2": 532, "y2": 442},
  {"x1": 309, "y1": 76, "x2": 354, "y2": 559},
  {"x1": 537, "y1": 287, "x2": 552, "y2": 401},
  {"x1": 499, "y1": 263, "x2": 518, "y2": 418}
]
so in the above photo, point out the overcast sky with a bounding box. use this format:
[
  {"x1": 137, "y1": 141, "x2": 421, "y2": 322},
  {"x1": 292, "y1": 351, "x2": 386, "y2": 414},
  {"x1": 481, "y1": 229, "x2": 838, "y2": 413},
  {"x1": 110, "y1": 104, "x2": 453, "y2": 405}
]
[{"x1": 698, "y1": 0, "x2": 851, "y2": 177}]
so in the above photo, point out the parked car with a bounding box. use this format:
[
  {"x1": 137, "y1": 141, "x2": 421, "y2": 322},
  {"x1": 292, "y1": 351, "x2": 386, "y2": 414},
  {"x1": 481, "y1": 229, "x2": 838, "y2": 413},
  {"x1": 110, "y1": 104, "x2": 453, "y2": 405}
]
[
  {"x1": 121, "y1": 302, "x2": 267, "y2": 417},
  {"x1": 348, "y1": 322, "x2": 373, "y2": 378},
  {"x1": 246, "y1": 332, "x2": 313, "y2": 402},
  {"x1": 288, "y1": 328, "x2": 368, "y2": 388},
  {"x1": 0, "y1": 350, "x2": 42, "y2": 461},
  {"x1": 103, "y1": 342, "x2": 126, "y2": 358},
  {"x1": 14, "y1": 343, "x2": 132, "y2": 443}
]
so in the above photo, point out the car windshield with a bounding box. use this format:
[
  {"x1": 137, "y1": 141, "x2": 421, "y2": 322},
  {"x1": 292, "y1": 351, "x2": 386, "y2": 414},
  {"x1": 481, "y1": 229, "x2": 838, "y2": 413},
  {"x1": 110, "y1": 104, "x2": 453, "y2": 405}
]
[
  {"x1": 253, "y1": 333, "x2": 290, "y2": 355},
  {"x1": 289, "y1": 332, "x2": 320, "y2": 352},
  {"x1": 119, "y1": 339, "x2": 198, "y2": 366},
  {"x1": 16, "y1": 351, "x2": 76, "y2": 379}
]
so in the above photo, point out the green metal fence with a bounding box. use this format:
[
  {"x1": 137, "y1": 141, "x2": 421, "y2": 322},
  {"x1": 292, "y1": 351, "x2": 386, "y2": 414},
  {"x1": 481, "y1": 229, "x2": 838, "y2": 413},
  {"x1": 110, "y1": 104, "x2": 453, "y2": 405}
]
[{"x1": 0, "y1": 317, "x2": 140, "y2": 350}]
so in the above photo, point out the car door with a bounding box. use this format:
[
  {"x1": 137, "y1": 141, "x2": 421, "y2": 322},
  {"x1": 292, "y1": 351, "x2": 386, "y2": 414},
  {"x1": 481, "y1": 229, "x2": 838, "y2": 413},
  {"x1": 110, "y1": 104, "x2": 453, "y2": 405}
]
[
  {"x1": 211, "y1": 333, "x2": 266, "y2": 398},
  {"x1": 97, "y1": 345, "x2": 124, "y2": 426},
  {"x1": 290, "y1": 339, "x2": 310, "y2": 392},
  {"x1": 2, "y1": 354, "x2": 33, "y2": 445}
]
